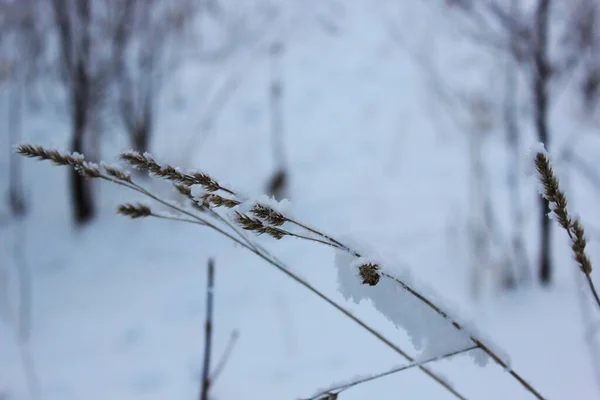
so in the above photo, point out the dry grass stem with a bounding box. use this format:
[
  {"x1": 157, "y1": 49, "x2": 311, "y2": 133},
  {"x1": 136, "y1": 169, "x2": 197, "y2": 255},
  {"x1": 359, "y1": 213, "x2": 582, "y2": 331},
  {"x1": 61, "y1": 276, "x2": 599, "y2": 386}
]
[
  {"x1": 234, "y1": 212, "x2": 287, "y2": 239},
  {"x1": 534, "y1": 152, "x2": 599, "y2": 309},
  {"x1": 209, "y1": 330, "x2": 240, "y2": 386},
  {"x1": 101, "y1": 163, "x2": 132, "y2": 183},
  {"x1": 306, "y1": 344, "x2": 479, "y2": 400},
  {"x1": 16, "y1": 144, "x2": 84, "y2": 167},
  {"x1": 16, "y1": 144, "x2": 103, "y2": 179},
  {"x1": 201, "y1": 194, "x2": 240, "y2": 208},
  {"x1": 200, "y1": 258, "x2": 215, "y2": 400},
  {"x1": 117, "y1": 203, "x2": 152, "y2": 219},
  {"x1": 24, "y1": 144, "x2": 554, "y2": 399},
  {"x1": 120, "y1": 151, "x2": 230, "y2": 193},
  {"x1": 174, "y1": 183, "x2": 193, "y2": 197},
  {"x1": 22, "y1": 145, "x2": 467, "y2": 399},
  {"x1": 251, "y1": 204, "x2": 286, "y2": 226}
]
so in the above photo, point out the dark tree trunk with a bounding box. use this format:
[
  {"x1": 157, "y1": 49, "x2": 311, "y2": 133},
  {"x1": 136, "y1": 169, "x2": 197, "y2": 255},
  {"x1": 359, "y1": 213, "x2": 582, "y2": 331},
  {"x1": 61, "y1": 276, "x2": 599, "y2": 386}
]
[
  {"x1": 70, "y1": 115, "x2": 94, "y2": 224},
  {"x1": 133, "y1": 116, "x2": 151, "y2": 154},
  {"x1": 267, "y1": 42, "x2": 288, "y2": 200},
  {"x1": 134, "y1": 127, "x2": 150, "y2": 154},
  {"x1": 70, "y1": 64, "x2": 94, "y2": 225},
  {"x1": 534, "y1": 0, "x2": 552, "y2": 285},
  {"x1": 8, "y1": 81, "x2": 26, "y2": 217}
]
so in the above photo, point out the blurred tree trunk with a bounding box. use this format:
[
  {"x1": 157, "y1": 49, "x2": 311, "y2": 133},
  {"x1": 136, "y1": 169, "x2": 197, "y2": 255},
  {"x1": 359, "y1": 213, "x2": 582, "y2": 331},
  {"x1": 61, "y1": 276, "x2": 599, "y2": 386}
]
[
  {"x1": 468, "y1": 121, "x2": 491, "y2": 299},
  {"x1": 8, "y1": 78, "x2": 26, "y2": 217},
  {"x1": 70, "y1": 63, "x2": 94, "y2": 224},
  {"x1": 133, "y1": 126, "x2": 150, "y2": 155},
  {"x1": 52, "y1": 0, "x2": 96, "y2": 224},
  {"x1": 267, "y1": 41, "x2": 288, "y2": 200},
  {"x1": 133, "y1": 98, "x2": 152, "y2": 154},
  {"x1": 533, "y1": 0, "x2": 552, "y2": 284}
]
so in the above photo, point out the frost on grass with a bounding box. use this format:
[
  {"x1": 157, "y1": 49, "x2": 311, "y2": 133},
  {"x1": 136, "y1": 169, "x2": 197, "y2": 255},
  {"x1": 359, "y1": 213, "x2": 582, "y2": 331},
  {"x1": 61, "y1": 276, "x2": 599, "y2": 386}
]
[
  {"x1": 334, "y1": 237, "x2": 507, "y2": 367},
  {"x1": 71, "y1": 152, "x2": 85, "y2": 162},
  {"x1": 524, "y1": 141, "x2": 549, "y2": 178},
  {"x1": 527, "y1": 141, "x2": 571, "y2": 226},
  {"x1": 236, "y1": 193, "x2": 293, "y2": 217}
]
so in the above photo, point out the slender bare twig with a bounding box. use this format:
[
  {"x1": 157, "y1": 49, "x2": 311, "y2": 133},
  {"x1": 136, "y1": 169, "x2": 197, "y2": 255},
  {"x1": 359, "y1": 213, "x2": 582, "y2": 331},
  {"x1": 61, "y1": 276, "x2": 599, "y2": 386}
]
[
  {"x1": 200, "y1": 258, "x2": 215, "y2": 400},
  {"x1": 305, "y1": 345, "x2": 479, "y2": 400},
  {"x1": 151, "y1": 213, "x2": 207, "y2": 226},
  {"x1": 210, "y1": 330, "x2": 239, "y2": 386}
]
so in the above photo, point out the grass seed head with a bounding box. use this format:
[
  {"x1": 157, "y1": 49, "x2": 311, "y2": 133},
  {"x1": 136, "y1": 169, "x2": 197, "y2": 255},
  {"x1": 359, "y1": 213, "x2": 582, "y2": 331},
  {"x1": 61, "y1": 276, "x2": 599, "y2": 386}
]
[
  {"x1": 117, "y1": 203, "x2": 152, "y2": 219},
  {"x1": 251, "y1": 204, "x2": 286, "y2": 226},
  {"x1": 359, "y1": 263, "x2": 380, "y2": 286}
]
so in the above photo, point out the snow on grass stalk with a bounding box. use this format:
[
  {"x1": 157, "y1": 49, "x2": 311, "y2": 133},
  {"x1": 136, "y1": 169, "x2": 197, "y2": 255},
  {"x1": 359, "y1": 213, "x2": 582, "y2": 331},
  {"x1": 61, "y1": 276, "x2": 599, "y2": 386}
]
[{"x1": 335, "y1": 241, "x2": 494, "y2": 366}]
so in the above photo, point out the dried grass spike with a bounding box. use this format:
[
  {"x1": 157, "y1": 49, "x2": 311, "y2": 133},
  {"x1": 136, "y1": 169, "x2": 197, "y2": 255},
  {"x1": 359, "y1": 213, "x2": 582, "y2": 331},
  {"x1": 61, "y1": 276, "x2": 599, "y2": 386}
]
[
  {"x1": 251, "y1": 204, "x2": 286, "y2": 226},
  {"x1": 571, "y1": 220, "x2": 592, "y2": 274},
  {"x1": 120, "y1": 151, "x2": 193, "y2": 185},
  {"x1": 203, "y1": 194, "x2": 240, "y2": 208},
  {"x1": 191, "y1": 173, "x2": 220, "y2": 192},
  {"x1": 234, "y1": 211, "x2": 265, "y2": 231},
  {"x1": 359, "y1": 263, "x2": 380, "y2": 286},
  {"x1": 534, "y1": 148, "x2": 599, "y2": 312},
  {"x1": 117, "y1": 203, "x2": 152, "y2": 219},
  {"x1": 120, "y1": 151, "x2": 153, "y2": 171},
  {"x1": 534, "y1": 153, "x2": 570, "y2": 230},
  {"x1": 79, "y1": 162, "x2": 102, "y2": 179},
  {"x1": 16, "y1": 144, "x2": 85, "y2": 167},
  {"x1": 258, "y1": 226, "x2": 287, "y2": 240},
  {"x1": 174, "y1": 184, "x2": 193, "y2": 198},
  {"x1": 102, "y1": 163, "x2": 132, "y2": 182}
]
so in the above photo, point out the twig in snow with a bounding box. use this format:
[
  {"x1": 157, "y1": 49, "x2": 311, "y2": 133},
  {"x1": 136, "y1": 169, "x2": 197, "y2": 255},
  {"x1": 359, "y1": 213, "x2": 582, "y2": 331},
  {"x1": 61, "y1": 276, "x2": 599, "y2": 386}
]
[
  {"x1": 266, "y1": 41, "x2": 288, "y2": 200},
  {"x1": 305, "y1": 344, "x2": 479, "y2": 400},
  {"x1": 210, "y1": 329, "x2": 239, "y2": 386},
  {"x1": 200, "y1": 258, "x2": 215, "y2": 400}
]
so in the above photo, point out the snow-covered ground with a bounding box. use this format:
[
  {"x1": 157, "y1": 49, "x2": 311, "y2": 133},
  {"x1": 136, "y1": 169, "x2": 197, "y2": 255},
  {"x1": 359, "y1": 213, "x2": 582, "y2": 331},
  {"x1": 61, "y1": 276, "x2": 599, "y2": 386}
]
[{"x1": 1, "y1": 1, "x2": 600, "y2": 399}]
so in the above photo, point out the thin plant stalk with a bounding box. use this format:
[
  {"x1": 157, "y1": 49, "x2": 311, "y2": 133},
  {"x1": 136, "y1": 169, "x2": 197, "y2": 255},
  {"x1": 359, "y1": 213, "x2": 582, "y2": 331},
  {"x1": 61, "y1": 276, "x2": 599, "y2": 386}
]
[
  {"x1": 306, "y1": 345, "x2": 479, "y2": 400},
  {"x1": 16, "y1": 145, "x2": 465, "y2": 399},
  {"x1": 120, "y1": 149, "x2": 545, "y2": 399},
  {"x1": 210, "y1": 330, "x2": 239, "y2": 386},
  {"x1": 534, "y1": 151, "x2": 600, "y2": 310},
  {"x1": 200, "y1": 258, "x2": 215, "y2": 400}
]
